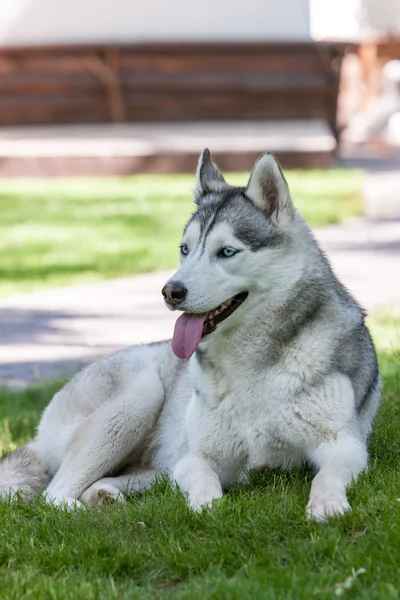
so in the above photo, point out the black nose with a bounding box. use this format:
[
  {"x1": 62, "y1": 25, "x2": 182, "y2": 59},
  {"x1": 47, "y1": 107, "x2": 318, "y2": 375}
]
[{"x1": 161, "y1": 281, "x2": 188, "y2": 306}]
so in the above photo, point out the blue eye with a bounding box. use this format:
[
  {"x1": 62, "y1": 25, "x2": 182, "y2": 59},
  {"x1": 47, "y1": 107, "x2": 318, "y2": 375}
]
[
  {"x1": 218, "y1": 247, "x2": 238, "y2": 258},
  {"x1": 180, "y1": 243, "x2": 189, "y2": 256}
]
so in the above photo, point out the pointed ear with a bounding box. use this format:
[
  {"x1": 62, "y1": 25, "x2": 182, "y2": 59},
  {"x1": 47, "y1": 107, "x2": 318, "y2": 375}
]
[
  {"x1": 194, "y1": 148, "x2": 228, "y2": 204},
  {"x1": 246, "y1": 153, "x2": 293, "y2": 222}
]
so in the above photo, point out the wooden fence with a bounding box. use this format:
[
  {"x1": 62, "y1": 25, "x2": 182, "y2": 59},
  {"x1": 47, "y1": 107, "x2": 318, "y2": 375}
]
[{"x1": 0, "y1": 42, "x2": 350, "y2": 135}]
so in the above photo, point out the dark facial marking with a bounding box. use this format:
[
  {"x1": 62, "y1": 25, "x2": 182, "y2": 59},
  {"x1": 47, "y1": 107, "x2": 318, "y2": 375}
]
[
  {"x1": 199, "y1": 188, "x2": 245, "y2": 241},
  {"x1": 188, "y1": 187, "x2": 286, "y2": 253},
  {"x1": 232, "y1": 214, "x2": 286, "y2": 251}
]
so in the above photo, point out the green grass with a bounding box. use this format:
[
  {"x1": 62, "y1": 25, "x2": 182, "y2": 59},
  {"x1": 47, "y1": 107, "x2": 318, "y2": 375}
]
[
  {"x1": 0, "y1": 311, "x2": 399, "y2": 599},
  {"x1": 0, "y1": 170, "x2": 364, "y2": 296}
]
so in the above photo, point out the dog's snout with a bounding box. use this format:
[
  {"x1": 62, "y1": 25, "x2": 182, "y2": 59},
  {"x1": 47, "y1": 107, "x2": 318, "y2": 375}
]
[{"x1": 161, "y1": 281, "x2": 188, "y2": 306}]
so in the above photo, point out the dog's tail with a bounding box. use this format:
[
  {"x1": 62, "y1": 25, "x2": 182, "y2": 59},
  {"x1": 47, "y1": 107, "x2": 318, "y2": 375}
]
[{"x1": 0, "y1": 443, "x2": 49, "y2": 498}]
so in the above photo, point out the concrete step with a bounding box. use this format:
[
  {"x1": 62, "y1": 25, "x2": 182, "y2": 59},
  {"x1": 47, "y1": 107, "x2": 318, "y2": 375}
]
[{"x1": 0, "y1": 120, "x2": 336, "y2": 176}]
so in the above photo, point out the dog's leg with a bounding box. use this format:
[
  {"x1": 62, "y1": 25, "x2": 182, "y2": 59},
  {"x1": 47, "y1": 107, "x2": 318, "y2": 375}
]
[
  {"x1": 45, "y1": 375, "x2": 164, "y2": 508},
  {"x1": 80, "y1": 469, "x2": 157, "y2": 507},
  {"x1": 306, "y1": 434, "x2": 367, "y2": 521},
  {"x1": 173, "y1": 454, "x2": 223, "y2": 510}
]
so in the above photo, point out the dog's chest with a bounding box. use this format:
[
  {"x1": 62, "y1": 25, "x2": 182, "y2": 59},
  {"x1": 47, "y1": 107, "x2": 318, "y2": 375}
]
[{"x1": 189, "y1": 362, "x2": 306, "y2": 471}]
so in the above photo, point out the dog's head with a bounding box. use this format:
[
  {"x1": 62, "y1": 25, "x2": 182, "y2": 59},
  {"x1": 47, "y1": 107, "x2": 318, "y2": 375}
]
[{"x1": 162, "y1": 149, "x2": 302, "y2": 359}]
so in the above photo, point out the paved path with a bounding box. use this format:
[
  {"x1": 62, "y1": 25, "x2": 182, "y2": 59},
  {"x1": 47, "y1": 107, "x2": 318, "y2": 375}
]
[{"x1": 1, "y1": 218, "x2": 400, "y2": 387}]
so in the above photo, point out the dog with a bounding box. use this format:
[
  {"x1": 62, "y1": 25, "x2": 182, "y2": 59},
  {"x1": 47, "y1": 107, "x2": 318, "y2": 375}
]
[{"x1": 0, "y1": 150, "x2": 381, "y2": 520}]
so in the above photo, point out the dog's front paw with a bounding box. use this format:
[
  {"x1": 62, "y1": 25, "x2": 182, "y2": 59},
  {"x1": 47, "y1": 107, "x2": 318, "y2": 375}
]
[
  {"x1": 80, "y1": 481, "x2": 125, "y2": 507},
  {"x1": 188, "y1": 485, "x2": 223, "y2": 511},
  {"x1": 45, "y1": 493, "x2": 84, "y2": 510},
  {"x1": 306, "y1": 490, "x2": 351, "y2": 522}
]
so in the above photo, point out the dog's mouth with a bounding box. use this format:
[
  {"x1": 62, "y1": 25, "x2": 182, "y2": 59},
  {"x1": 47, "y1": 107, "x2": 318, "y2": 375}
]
[
  {"x1": 171, "y1": 292, "x2": 248, "y2": 360},
  {"x1": 201, "y1": 292, "x2": 249, "y2": 337}
]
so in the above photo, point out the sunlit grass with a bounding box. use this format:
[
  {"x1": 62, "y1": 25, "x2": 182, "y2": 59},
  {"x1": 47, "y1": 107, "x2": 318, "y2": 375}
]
[{"x1": 0, "y1": 170, "x2": 364, "y2": 296}]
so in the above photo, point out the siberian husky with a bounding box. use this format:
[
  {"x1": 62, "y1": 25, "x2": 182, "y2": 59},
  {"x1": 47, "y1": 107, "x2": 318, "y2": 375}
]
[{"x1": 0, "y1": 150, "x2": 381, "y2": 520}]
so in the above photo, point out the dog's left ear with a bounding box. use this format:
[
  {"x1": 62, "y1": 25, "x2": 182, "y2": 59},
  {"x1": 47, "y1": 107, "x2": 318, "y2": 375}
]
[
  {"x1": 194, "y1": 148, "x2": 228, "y2": 204},
  {"x1": 246, "y1": 153, "x2": 293, "y2": 222}
]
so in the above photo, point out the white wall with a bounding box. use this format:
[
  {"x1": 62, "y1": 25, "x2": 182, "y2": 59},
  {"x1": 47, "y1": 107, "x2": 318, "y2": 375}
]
[
  {"x1": 361, "y1": 0, "x2": 400, "y2": 36},
  {"x1": 310, "y1": 0, "x2": 400, "y2": 40},
  {"x1": 310, "y1": 0, "x2": 362, "y2": 40},
  {"x1": 0, "y1": 0, "x2": 310, "y2": 46}
]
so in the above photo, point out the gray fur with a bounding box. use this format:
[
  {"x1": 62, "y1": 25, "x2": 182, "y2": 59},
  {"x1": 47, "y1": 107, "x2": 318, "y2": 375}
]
[
  {"x1": 191, "y1": 189, "x2": 287, "y2": 252},
  {"x1": 335, "y1": 323, "x2": 380, "y2": 414},
  {"x1": 194, "y1": 148, "x2": 229, "y2": 202}
]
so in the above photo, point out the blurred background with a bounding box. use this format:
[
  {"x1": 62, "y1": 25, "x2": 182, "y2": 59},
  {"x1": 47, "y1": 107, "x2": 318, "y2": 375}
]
[
  {"x1": 0, "y1": 0, "x2": 399, "y2": 386},
  {"x1": 0, "y1": 0, "x2": 399, "y2": 174}
]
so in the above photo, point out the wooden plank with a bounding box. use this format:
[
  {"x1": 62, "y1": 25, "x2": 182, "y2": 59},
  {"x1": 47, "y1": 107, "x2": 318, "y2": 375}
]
[
  {"x1": 122, "y1": 78, "x2": 330, "y2": 95},
  {"x1": 0, "y1": 77, "x2": 103, "y2": 95},
  {"x1": 0, "y1": 41, "x2": 349, "y2": 129},
  {"x1": 0, "y1": 56, "x2": 102, "y2": 73},
  {"x1": 0, "y1": 97, "x2": 108, "y2": 125},
  {"x1": 0, "y1": 40, "x2": 346, "y2": 55},
  {"x1": 120, "y1": 55, "x2": 323, "y2": 74},
  {"x1": 125, "y1": 96, "x2": 329, "y2": 122}
]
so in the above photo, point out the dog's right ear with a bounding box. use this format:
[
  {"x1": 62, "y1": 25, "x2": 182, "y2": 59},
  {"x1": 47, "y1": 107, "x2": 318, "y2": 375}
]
[{"x1": 194, "y1": 148, "x2": 228, "y2": 204}]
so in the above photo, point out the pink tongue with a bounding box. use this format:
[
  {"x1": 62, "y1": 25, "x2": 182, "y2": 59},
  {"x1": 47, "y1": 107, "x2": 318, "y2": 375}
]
[{"x1": 172, "y1": 312, "x2": 207, "y2": 359}]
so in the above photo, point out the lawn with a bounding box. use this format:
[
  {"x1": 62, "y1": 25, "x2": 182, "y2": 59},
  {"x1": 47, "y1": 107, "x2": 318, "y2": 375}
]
[
  {"x1": 0, "y1": 170, "x2": 364, "y2": 297},
  {"x1": 0, "y1": 311, "x2": 399, "y2": 599}
]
